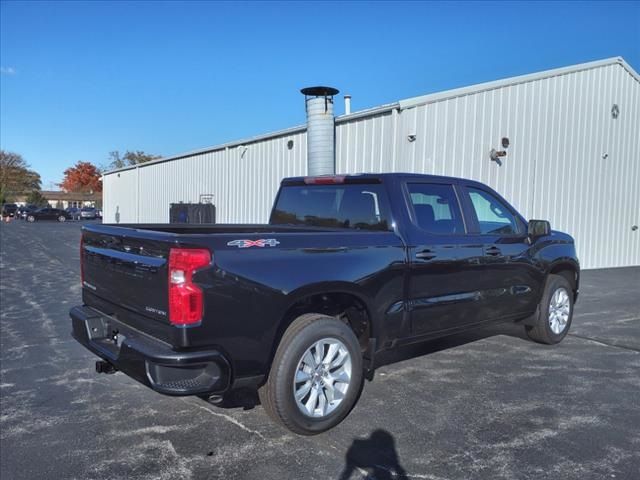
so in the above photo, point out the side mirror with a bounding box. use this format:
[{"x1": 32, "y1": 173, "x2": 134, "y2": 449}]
[{"x1": 528, "y1": 219, "x2": 551, "y2": 238}]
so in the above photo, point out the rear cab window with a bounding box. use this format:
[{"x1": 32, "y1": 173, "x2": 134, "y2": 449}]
[{"x1": 270, "y1": 182, "x2": 392, "y2": 231}]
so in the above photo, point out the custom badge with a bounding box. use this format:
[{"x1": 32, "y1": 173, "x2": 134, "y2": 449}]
[{"x1": 227, "y1": 239, "x2": 280, "y2": 248}]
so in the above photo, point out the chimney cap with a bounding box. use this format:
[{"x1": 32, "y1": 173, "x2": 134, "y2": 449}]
[{"x1": 301, "y1": 86, "x2": 339, "y2": 97}]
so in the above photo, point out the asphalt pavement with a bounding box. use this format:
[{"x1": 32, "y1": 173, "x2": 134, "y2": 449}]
[{"x1": 1, "y1": 219, "x2": 639, "y2": 480}]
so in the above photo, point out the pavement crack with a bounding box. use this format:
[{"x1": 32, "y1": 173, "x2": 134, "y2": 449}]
[
  {"x1": 567, "y1": 332, "x2": 640, "y2": 353},
  {"x1": 179, "y1": 397, "x2": 266, "y2": 439}
]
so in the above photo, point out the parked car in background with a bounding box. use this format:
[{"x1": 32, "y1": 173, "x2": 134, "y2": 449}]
[
  {"x1": 66, "y1": 207, "x2": 81, "y2": 220},
  {"x1": 17, "y1": 204, "x2": 39, "y2": 220},
  {"x1": 26, "y1": 207, "x2": 72, "y2": 222},
  {"x1": 95, "y1": 209, "x2": 103, "y2": 219},
  {"x1": 71, "y1": 173, "x2": 580, "y2": 435},
  {"x1": 1, "y1": 203, "x2": 18, "y2": 218},
  {"x1": 80, "y1": 207, "x2": 98, "y2": 220}
]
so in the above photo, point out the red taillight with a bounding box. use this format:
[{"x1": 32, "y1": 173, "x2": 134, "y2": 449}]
[
  {"x1": 168, "y1": 248, "x2": 211, "y2": 326},
  {"x1": 303, "y1": 175, "x2": 346, "y2": 185}
]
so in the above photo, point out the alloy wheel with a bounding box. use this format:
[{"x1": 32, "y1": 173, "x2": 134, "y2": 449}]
[{"x1": 293, "y1": 338, "x2": 352, "y2": 418}]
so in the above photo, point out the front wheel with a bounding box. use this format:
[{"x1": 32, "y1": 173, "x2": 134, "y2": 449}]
[
  {"x1": 526, "y1": 274, "x2": 574, "y2": 344},
  {"x1": 259, "y1": 313, "x2": 364, "y2": 435},
  {"x1": 27, "y1": 215, "x2": 36, "y2": 223},
  {"x1": 58, "y1": 215, "x2": 66, "y2": 222}
]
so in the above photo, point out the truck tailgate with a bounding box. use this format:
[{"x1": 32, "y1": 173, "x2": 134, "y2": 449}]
[{"x1": 82, "y1": 228, "x2": 172, "y2": 324}]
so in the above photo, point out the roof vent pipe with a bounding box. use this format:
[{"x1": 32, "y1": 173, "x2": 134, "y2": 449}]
[
  {"x1": 344, "y1": 95, "x2": 352, "y2": 115},
  {"x1": 301, "y1": 86, "x2": 339, "y2": 176}
]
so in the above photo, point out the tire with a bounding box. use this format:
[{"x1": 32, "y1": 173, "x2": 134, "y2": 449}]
[
  {"x1": 259, "y1": 313, "x2": 364, "y2": 435},
  {"x1": 27, "y1": 215, "x2": 35, "y2": 223},
  {"x1": 526, "y1": 274, "x2": 574, "y2": 344},
  {"x1": 58, "y1": 215, "x2": 66, "y2": 222}
]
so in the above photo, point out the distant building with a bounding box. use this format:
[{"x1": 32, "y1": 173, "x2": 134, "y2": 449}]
[{"x1": 14, "y1": 191, "x2": 101, "y2": 209}]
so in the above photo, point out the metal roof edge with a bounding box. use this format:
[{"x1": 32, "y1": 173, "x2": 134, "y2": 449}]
[
  {"x1": 398, "y1": 57, "x2": 638, "y2": 110},
  {"x1": 335, "y1": 101, "x2": 400, "y2": 122},
  {"x1": 103, "y1": 124, "x2": 307, "y2": 176},
  {"x1": 617, "y1": 57, "x2": 640, "y2": 83}
]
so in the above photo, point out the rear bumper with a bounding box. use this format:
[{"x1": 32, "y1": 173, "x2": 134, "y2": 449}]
[{"x1": 70, "y1": 305, "x2": 231, "y2": 396}]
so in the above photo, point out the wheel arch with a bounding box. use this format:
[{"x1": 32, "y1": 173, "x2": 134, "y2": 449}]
[
  {"x1": 267, "y1": 284, "x2": 377, "y2": 377},
  {"x1": 548, "y1": 259, "x2": 580, "y2": 299}
]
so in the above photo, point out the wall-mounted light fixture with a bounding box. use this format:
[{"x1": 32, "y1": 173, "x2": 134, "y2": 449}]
[{"x1": 490, "y1": 136, "x2": 510, "y2": 166}]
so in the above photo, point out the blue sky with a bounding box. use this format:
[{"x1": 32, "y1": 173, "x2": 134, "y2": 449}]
[{"x1": 1, "y1": 1, "x2": 638, "y2": 187}]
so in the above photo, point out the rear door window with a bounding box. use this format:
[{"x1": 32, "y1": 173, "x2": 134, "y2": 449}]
[
  {"x1": 271, "y1": 184, "x2": 391, "y2": 231},
  {"x1": 407, "y1": 183, "x2": 465, "y2": 234}
]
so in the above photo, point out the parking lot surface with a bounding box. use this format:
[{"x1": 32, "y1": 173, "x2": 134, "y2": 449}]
[{"x1": 1, "y1": 220, "x2": 639, "y2": 480}]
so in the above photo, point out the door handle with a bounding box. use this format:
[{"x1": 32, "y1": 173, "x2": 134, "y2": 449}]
[
  {"x1": 416, "y1": 249, "x2": 437, "y2": 260},
  {"x1": 485, "y1": 246, "x2": 502, "y2": 256}
]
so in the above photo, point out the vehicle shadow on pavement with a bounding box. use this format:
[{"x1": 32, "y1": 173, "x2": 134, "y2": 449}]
[
  {"x1": 213, "y1": 322, "x2": 530, "y2": 411},
  {"x1": 337, "y1": 429, "x2": 408, "y2": 480},
  {"x1": 375, "y1": 320, "x2": 530, "y2": 370}
]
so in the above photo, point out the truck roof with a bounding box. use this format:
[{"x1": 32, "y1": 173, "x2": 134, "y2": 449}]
[{"x1": 282, "y1": 172, "x2": 487, "y2": 188}]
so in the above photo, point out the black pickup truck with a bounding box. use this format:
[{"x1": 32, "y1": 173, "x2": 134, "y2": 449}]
[{"x1": 71, "y1": 173, "x2": 579, "y2": 435}]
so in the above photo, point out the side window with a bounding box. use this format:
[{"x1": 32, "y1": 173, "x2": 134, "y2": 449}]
[
  {"x1": 407, "y1": 183, "x2": 465, "y2": 234},
  {"x1": 467, "y1": 187, "x2": 520, "y2": 235}
]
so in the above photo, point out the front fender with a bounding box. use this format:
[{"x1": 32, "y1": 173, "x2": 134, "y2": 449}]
[{"x1": 532, "y1": 233, "x2": 580, "y2": 299}]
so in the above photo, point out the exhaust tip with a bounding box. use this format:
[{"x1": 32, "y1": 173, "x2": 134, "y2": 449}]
[{"x1": 207, "y1": 394, "x2": 224, "y2": 405}]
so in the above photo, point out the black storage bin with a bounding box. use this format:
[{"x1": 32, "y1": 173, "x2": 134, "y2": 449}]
[{"x1": 170, "y1": 203, "x2": 216, "y2": 224}]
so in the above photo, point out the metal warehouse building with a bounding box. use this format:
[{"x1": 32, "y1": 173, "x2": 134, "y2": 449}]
[{"x1": 103, "y1": 57, "x2": 639, "y2": 270}]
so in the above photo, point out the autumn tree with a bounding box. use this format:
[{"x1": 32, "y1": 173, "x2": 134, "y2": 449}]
[
  {"x1": 106, "y1": 150, "x2": 161, "y2": 170},
  {"x1": 0, "y1": 150, "x2": 42, "y2": 203},
  {"x1": 59, "y1": 161, "x2": 102, "y2": 193}
]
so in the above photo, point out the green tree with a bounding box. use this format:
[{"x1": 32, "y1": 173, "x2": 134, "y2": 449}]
[
  {"x1": 26, "y1": 190, "x2": 48, "y2": 206},
  {"x1": 106, "y1": 150, "x2": 161, "y2": 170},
  {"x1": 0, "y1": 150, "x2": 42, "y2": 201}
]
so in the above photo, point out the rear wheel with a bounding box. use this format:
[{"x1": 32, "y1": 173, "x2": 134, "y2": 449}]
[
  {"x1": 526, "y1": 274, "x2": 574, "y2": 344},
  {"x1": 58, "y1": 215, "x2": 66, "y2": 222},
  {"x1": 27, "y1": 215, "x2": 35, "y2": 223},
  {"x1": 259, "y1": 313, "x2": 364, "y2": 435}
]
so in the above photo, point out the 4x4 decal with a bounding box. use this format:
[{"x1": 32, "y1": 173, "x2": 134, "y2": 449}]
[{"x1": 227, "y1": 239, "x2": 280, "y2": 248}]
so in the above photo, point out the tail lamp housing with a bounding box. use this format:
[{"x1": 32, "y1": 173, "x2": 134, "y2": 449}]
[{"x1": 168, "y1": 248, "x2": 211, "y2": 327}]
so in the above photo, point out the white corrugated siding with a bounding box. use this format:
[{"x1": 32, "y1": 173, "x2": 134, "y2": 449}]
[
  {"x1": 111, "y1": 130, "x2": 307, "y2": 224},
  {"x1": 335, "y1": 62, "x2": 639, "y2": 269},
  {"x1": 102, "y1": 168, "x2": 138, "y2": 223},
  {"x1": 103, "y1": 59, "x2": 639, "y2": 269}
]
